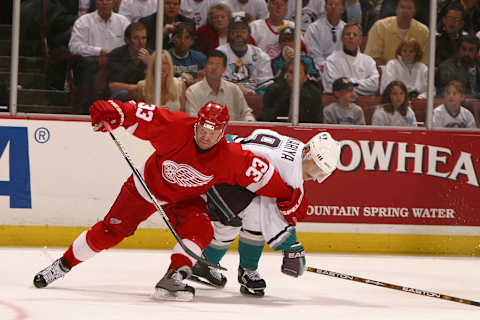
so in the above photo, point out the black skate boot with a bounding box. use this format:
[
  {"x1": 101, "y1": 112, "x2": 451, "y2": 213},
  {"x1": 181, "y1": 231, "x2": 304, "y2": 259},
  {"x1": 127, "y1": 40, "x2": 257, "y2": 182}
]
[
  {"x1": 238, "y1": 266, "x2": 266, "y2": 297},
  {"x1": 33, "y1": 257, "x2": 71, "y2": 288},
  {"x1": 153, "y1": 266, "x2": 195, "y2": 302},
  {"x1": 190, "y1": 262, "x2": 227, "y2": 288}
]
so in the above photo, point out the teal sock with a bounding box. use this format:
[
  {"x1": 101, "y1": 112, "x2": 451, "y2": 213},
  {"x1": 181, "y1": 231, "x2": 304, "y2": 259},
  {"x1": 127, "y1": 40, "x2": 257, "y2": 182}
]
[
  {"x1": 238, "y1": 240, "x2": 264, "y2": 270},
  {"x1": 203, "y1": 245, "x2": 229, "y2": 265},
  {"x1": 275, "y1": 229, "x2": 298, "y2": 251}
]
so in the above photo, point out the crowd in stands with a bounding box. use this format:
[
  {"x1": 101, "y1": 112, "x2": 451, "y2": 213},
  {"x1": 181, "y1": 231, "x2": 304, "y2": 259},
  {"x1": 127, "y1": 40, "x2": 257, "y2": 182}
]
[{"x1": 18, "y1": 0, "x2": 480, "y2": 129}]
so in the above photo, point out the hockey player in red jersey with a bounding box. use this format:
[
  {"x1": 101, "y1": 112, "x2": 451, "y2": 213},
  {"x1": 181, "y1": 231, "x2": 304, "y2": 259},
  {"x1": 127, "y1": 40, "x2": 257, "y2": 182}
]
[{"x1": 33, "y1": 100, "x2": 306, "y2": 302}]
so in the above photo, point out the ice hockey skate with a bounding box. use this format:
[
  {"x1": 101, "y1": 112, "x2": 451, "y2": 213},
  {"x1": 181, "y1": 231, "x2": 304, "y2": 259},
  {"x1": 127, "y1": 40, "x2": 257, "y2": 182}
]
[
  {"x1": 189, "y1": 262, "x2": 227, "y2": 288},
  {"x1": 238, "y1": 266, "x2": 266, "y2": 297},
  {"x1": 153, "y1": 266, "x2": 195, "y2": 302},
  {"x1": 33, "y1": 257, "x2": 70, "y2": 288}
]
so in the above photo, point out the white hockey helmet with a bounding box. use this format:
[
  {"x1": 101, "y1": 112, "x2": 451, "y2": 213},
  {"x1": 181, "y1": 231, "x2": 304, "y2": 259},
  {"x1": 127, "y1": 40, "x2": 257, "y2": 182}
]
[{"x1": 303, "y1": 132, "x2": 341, "y2": 183}]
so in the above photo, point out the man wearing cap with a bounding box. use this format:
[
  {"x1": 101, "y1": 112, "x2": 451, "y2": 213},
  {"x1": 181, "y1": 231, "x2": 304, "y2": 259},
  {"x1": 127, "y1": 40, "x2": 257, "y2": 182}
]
[
  {"x1": 216, "y1": 15, "x2": 273, "y2": 95},
  {"x1": 322, "y1": 22, "x2": 379, "y2": 95},
  {"x1": 271, "y1": 26, "x2": 320, "y2": 81},
  {"x1": 323, "y1": 77, "x2": 366, "y2": 125}
]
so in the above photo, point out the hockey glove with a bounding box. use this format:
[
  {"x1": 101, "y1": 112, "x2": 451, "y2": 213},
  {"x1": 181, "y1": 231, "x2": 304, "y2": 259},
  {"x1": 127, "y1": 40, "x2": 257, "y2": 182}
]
[
  {"x1": 281, "y1": 242, "x2": 306, "y2": 277},
  {"x1": 276, "y1": 188, "x2": 308, "y2": 226},
  {"x1": 90, "y1": 100, "x2": 125, "y2": 132}
]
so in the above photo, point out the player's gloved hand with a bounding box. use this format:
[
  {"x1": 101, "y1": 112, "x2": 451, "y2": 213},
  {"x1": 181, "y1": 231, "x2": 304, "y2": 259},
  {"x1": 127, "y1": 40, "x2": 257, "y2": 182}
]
[
  {"x1": 90, "y1": 99, "x2": 125, "y2": 132},
  {"x1": 281, "y1": 242, "x2": 306, "y2": 277},
  {"x1": 276, "y1": 187, "x2": 307, "y2": 226}
]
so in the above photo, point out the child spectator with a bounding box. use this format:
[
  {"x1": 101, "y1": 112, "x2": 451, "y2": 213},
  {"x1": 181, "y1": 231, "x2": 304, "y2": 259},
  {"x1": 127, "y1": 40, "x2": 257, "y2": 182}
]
[
  {"x1": 323, "y1": 77, "x2": 366, "y2": 125},
  {"x1": 136, "y1": 50, "x2": 186, "y2": 111},
  {"x1": 433, "y1": 80, "x2": 477, "y2": 128},
  {"x1": 271, "y1": 26, "x2": 320, "y2": 82},
  {"x1": 371, "y1": 80, "x2": 417, "y2": 126},
  {"x1": 168, "y1": 22, "x2": 206, "y2": 87},
  {"x1": 380, "y1": 37, "x2": 428, "y2": 99}
]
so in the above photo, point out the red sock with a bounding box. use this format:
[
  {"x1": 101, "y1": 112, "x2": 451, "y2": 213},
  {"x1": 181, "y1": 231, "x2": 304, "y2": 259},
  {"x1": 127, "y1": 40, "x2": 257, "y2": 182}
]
[
  {"x1": 168, "y1": 253, "x2": 193, "y2": 270},
  {"x1": 62, "y1": 245, "x2": 82, "y2": 268}
]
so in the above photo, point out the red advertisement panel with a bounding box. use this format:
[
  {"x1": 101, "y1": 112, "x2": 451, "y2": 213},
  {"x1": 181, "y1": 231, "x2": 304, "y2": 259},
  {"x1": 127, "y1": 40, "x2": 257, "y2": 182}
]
[{"x1": 227, "y1": 125, "x2": 480, "y2": 226}]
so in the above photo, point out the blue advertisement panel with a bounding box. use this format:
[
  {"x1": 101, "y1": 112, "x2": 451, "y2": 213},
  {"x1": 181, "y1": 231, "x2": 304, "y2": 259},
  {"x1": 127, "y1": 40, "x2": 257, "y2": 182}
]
[{"x1": 0, "y1": 126, "x2": 31, "y2": 208}]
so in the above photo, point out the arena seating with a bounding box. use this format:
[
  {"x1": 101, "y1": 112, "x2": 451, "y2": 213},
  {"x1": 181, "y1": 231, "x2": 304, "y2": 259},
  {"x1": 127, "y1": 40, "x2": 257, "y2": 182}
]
[{"x1": 244, "y1": 93, "x2": 480, "y2": 127}]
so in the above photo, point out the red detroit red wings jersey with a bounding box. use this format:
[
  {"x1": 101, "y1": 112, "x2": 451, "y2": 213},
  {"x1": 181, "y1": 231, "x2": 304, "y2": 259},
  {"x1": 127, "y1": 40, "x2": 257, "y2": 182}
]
[{"x1": 120, "y1": 101, "x2": 292, "y2": 204}]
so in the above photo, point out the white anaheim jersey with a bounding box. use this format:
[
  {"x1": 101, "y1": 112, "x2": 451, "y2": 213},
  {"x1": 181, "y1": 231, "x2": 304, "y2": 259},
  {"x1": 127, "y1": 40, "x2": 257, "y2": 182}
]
[
  {"x1": 233, "y1": 129, "x2": 304, "y2": 247},
  {"x1": 180, "y1": 0, "x2": 222, "y2": 27},
  {"x1": 250, "y1": 19, "x2": 295, "y2": 58},
  {"x1": 432, "y1": 104, "x2": 477, "y2": 128},
  {"x1": 216, "y1": 44, "x2": 273, "y2": 89},
  {"x1": 233, "y1": 129, "x2": 304, "y2": 191}
]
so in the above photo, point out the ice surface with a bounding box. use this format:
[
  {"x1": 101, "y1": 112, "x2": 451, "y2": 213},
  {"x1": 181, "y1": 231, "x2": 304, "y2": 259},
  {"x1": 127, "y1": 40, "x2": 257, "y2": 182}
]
[{"x1": 1, "y1": 248, "x2": 478, "y2": 320}]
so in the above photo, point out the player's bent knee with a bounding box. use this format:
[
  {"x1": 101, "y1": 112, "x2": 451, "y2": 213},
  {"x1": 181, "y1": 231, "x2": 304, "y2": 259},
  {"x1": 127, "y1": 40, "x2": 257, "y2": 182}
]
[
  {"x1": 183, "y1": 213, "x2": 214, "y2": 249},
  {"x1": 87, "y1": 221, "x2": 126, "y2": 251}
]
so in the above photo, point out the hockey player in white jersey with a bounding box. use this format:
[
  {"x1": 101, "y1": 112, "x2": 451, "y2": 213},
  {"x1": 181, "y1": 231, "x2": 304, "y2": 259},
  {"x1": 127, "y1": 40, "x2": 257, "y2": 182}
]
[{"x1": 190, "y1": 129, "x2": 341, "y2": 296}]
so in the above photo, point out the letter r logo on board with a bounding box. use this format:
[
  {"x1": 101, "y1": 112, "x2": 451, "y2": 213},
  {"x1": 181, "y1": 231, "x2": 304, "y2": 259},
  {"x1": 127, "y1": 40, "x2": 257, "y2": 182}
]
[{"x1": 0, "y1": 126, "x2": 31, "y2": 208}]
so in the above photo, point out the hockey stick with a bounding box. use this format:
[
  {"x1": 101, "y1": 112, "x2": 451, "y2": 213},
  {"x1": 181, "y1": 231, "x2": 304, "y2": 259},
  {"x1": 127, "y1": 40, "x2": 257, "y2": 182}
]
[
  {"x1": 306, "y1": 266, "x2": 480, "y2": 308},
  {"x1": 98, "y1": 121, "x2": 227, "y2": 271}
]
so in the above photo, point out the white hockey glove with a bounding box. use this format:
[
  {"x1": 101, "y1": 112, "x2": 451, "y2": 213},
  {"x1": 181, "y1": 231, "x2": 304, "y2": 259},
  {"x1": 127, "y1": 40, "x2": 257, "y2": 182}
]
[{"x1": 281, "y1": 242, "x2": 306, "y2": 277}]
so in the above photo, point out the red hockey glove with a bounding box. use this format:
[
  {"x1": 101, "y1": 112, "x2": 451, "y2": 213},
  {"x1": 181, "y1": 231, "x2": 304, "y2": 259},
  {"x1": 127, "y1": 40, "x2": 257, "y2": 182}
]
[
  {"x1": 276, "y1": 188, "x2": 308, "y2": 226},
  {"x1": 90, "y1": 100, "x2": 125, "y2": 132}
]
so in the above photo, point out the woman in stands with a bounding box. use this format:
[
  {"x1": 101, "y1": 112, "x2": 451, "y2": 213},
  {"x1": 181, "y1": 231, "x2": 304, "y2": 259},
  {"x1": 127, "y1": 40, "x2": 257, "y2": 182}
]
[
  {"x1": 371, "y1": 80, "x2": 417, "y2": 126},
  {"x1": 136, "y1": 50, "x2": 186, "y2": 111},
  {"x1": 380, "y1": 37, "x2": 428, "y2": 99},
  {"x1": 197, "y1": 3, "x2": 232, "y2": 55}
]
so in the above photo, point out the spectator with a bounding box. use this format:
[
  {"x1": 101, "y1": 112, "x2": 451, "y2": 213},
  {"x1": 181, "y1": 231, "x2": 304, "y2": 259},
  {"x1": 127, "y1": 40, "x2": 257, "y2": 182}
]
[
  {"x1": 380, "y1": 37, "x2": 427, "y2": 98},
  {"x1": 119, "y1": 0, "x2": 158, "y2": 22},
  {"x1": 46, "y1": 0, "x2": 94, "y2": 90},
  {"x1": 168, "y1": 22, "x2": 206, "y2": 86},
  {"x1": 286, "y1": 0, "x2": 325, "y2": 32},
  {"x1": 88, "y1": 0, "x2": 123, "y2": 13},
  {"x1": 261, "y1": 59, "x2": 323, "y2": 123},
  {"x1": 250, "y1": 0, "x2": 295, "y2": 58},
  {"x1": 439, "y1": 0, "x2": 480, "y2": 34},
  {"x1": 139, "y1": 0, "x2": 195, "y2": 51},
  {"x1": 322, "y1": 23, "x2": 379, "y2": 95},
  {"x1": 364, "y1": 0, "x2": 429, "y2": 65},
  {"x1": 304, "y1": 0, "x2": 346, "y2": 71},
  {"x1": 222, "y1": 0, "x2": 269, "y2": 22},
  {"x1": 68, "y1": 0, "x2": 130, "y2": 114},
  {"x1": 342, "y1": 0, "x2": 376, "y2": 36},
  {"x1": 180, "y1": 0, "x2": 223, "y2": 28},
  {"x1": 216, "y1": 15, "x2": 273, "y2": 95},
  {"x1": 371, "y1": 80, "x2": 417, "y2": 126},
  {"x1": 197, "y1": 3, "x2": 232, "y2": 55},
  {"x1": 436, "y1": 35, "x2": 480, "y2": 98},
  {"x1": 323, "y1": 77, "x2": 366, "y2": 125},
  {"x1": 379, "y1": 0, "x2": 430, "y2": 26},
  {"x1": 107, "y1": 22, "x2": 152, "y2": 101},
  {"x1": 185, "y1": 49, "x2": 256, "y2": 120},
  {"x1": 433, "y1": 80, "x2": 477, "y2": 128},
  {"x1": 136, "y1": 50, "x2": 187, "y2": 111},
  {"x1": 271, "y1": 26, "x2": 320, "y2": 81},
  {"x1": 436, "y1": 3, "x2": 467, "y2": 67}
]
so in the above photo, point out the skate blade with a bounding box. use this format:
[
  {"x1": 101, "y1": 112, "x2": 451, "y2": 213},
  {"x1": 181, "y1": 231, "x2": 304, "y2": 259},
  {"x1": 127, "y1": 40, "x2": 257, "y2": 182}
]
[
  {"x1": 240, "y1": 285, "x2": 265, "y2": 297},
  {"x1": 152, "y1": 288, "x2": 194, "y2": 302},
  {"x1": 188, "y1": 275, "x2": 221, "y2": 288}
]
